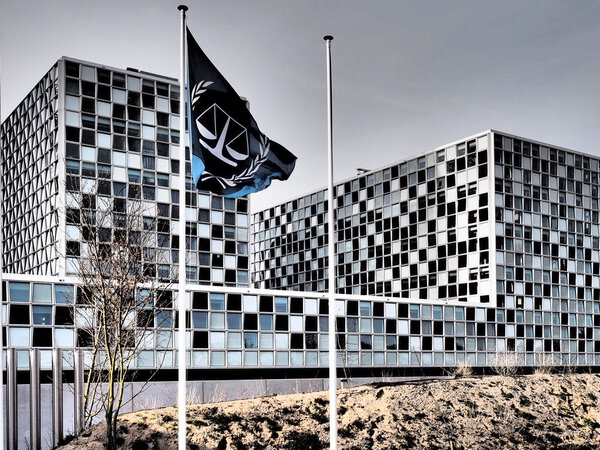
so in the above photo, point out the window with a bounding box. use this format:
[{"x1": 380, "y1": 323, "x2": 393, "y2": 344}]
[
  {"x1": 10, "y1": 305, "x2": 30, "y2": 324},
  {"x1": 128, "y1": 169, "x2": 141, "y2": 183},
  {"x1": 244, "y1": 332, "x2": 258, "y2": 348},
  {"x1": 157, "y1": 173, "x2": 169, "y2": 187},
  {"x1": 32, "y1": 284, "x2": 52, "y2": 303},
  {"x1": 55, "y1": 285, "x2": 75, "y2": 304},
  {"x1": 259, "y1": 314, "x2": 273, "y2": 330},
  {"x1": 275, "y1": 297, "x2": 288, "y2": 313},
  {"x1": 143, "y1": 156, "x2": 155, "y2": 169},
  {"x1": 10, "y1": 282, "x2": 29, "y2": 302},
  {"x1": 32, "y1": 306, "x2": 52, "y2": 325},
  {"x1": 227, "y1": 313, "x2": 242, "y2": 329}
]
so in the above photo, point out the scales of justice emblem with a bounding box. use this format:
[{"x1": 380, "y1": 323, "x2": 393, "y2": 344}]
[{"x1": 191, "y1": 81, "x2": 270, "y2": 189}]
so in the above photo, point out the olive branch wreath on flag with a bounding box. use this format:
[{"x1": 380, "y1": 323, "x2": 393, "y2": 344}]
[{"x1": 191, "y1": 80, "x2": 270, "y2": 189}]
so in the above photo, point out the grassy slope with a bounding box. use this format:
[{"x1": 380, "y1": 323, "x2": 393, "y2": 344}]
[{"x1": 60, "y1": 373, "x2": 600, "y2": 449}]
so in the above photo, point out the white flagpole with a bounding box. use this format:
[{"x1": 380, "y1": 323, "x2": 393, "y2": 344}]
[
  {"x1": 177, "y1": 5, "x2": 189, "y2": 450},
  {"x1": 324, "y1": 35, "x2": 337, "y2": 450},
  {"x1": 0, "y1": 103, "x2": 4, "y2": 450}
]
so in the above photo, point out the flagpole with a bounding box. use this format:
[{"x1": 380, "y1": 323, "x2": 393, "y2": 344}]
[
  {"x1": 0, "y1": 97, "x2": 4, "y2": 450},
  {"x1": 324, "y1": 35, "x2": 337, "y2": 450},
  {"x1": 177, "y1": 5, "x2": 189, "y2": 450}
]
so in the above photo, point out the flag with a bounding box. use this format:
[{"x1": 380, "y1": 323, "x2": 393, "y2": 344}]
[{"x1": 186, "y1": 28, "x2": 297, "y2": 197}]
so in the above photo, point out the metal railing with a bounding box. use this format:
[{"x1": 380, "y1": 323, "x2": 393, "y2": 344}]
[{"x1": 4, "y1": 348, "x2": 85, "y2": 450}]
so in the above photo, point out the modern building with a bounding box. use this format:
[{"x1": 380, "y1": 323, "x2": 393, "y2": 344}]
[
  {"x1": 252, "y1": 131, "x2": 492, "y2": 302},
  {"x1": 1, "y1": 57, "x2": 251, "y2": 286},
  {"x1": 252, "y1": 129, "x2": 600, "y2": 365},
  {"x1": 3, "y1": 58, "x2": 600, "y2": 382}
]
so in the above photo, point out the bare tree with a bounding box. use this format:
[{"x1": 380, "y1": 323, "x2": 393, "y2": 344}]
[{"x1": 68, "y1": 189, "x2": 174, "y2": 449}]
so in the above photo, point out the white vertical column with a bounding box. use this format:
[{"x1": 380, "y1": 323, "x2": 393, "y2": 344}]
[
  {"x1": 30, "y1": 349, "x2": 41, "y2": 450},
  {"x1": 324, "y1": 34, "x2": 337, "y2": 450},
  {"x1": 7, "y1": 349, "x2": 17, "y2": 450},
  {"x1": 52, "y1": 348, "x2": 64, "y2": 447}
]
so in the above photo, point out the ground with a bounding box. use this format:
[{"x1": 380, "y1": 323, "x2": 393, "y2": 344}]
[{"x1": 59, "y1": 373, "x2": 600, "y2": 449}]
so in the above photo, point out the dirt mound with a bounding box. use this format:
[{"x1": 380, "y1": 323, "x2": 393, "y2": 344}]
[{"x1": 60, "y1": 373, "x2": 600, "y2": 449}]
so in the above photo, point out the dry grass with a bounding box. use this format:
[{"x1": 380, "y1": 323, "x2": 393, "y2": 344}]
[{"x1": 59, "y1": 373, "x2": 600, "y2": 449}]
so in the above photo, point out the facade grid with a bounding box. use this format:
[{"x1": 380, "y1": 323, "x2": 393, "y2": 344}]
[
  {"x1": 3, "y1": 56, "x2": 600, "y2": 377},
  {"x1": 1, "y1": 63, "x2": 61, "y2": 275},
  {"x1": 252, "y1": 132, "x2": 493, "y2": 303},
  {"x1": 2, "y1": 57, "x2": 251, "y2": 287}
]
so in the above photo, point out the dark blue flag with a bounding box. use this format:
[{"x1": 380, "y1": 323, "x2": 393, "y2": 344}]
[{"x1": 186, "y1": 28, "x2": 297, "y2": 197}]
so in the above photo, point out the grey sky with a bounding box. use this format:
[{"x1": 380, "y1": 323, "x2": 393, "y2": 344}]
[{"x1": 2, "y1": 0, "x2": 600, "y2": 212}]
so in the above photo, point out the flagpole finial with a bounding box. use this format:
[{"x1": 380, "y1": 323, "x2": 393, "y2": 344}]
[
  {"x1": 323, "y1": 35, "x2": 333, "y2": 41},
  {"x1": 178, "y1": 4, "x2": 188, "y2": 11}
]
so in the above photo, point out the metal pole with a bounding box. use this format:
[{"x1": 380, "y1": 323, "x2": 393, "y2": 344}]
[
  {"x1": 0, "y1": 103, "x2": 5, "y2": 450},
  {"x1": 324, "y1": 34, "x2": 337, "y2": 450},
  {"x1": 52, "y1": 348, "x2": 64, "y2": 447},
  {"x1": 74, "y1": 348, "x2": 84, "y2": 433},
  {"x1": 30, "y1": 349, "x2": 41, "y2": 449},
  {"x1": 177, "y1": 5, "x2": 189, "y2": 450},
  {"x1": 7, "y1": 348, "x2": 17, "y2": 450}
]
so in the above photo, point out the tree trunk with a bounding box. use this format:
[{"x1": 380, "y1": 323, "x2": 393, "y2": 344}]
[{"x1": 106, "y1": 411, "x2": 116, "y2": 450}]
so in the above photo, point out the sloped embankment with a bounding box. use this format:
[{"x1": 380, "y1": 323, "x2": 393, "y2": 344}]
[{"x1": 61, "y1": 373, "x2": 600, "y2": 449}]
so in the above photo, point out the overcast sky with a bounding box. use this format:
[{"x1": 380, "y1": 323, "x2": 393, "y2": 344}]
[{"x1": 2, "y1": 1, "x2": 600, "y2": 212}]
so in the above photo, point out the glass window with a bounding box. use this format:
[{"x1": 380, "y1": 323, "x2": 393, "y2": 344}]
[
  {"x1": 157, "y1": 173, "x2": 169, "y2": 186},
  {"x1": 55, "y1": 285, "x2": 74, "y2": 304},
  {"x1": 210, "y1": 293, "x2": 225, "y2": 310},
  {"x1": 227, "y1": 332, "x2": 242, "y2": 348},
  {"x1": 210, "y1": 312, "x2": 225, "y2": 329},
  {"x1": 210, "y1": 333, "x2": 225, "y2": 350},
  {"x1": 97, "y1": 101, "x2": 111, "y2": 116},
  {"x1": 260, "y1": 352, "x2": 274, "y2": 366},
  {"x1": 55, "y1": 329, "x2": 75, "y2": 347},
  {"x1": 210, "y1": 351, "x2": 225, "y2": 366},
  {"x1": 81, "y1": 146, "x2": 95, "y2": 162},
  {"x1": 137, "y1": 351, "x2": 154, "y2": 367},
  {"x1": 260, "y1": 333, "x2": 273, "y2": 349},
  {"x1": 113, "y1": 89, "x2": 126, "y2": 104},
  {"x1": 65, "y1": 111, "x2": 79, "y2": 127},
  {"x1": 143, "y1": 155, "x2": 156, "y2": 170},
  {"x1": 10, "y1": 305, "x2": 30, "y2": 324},
  {"x1": 10, "y1": 282, "x2": 29, "y2": 302},
  {"x1": 95, "y1": 132, "x2": 109, "y2": 148},
  {"x1": 32, "y1": 284, "x2": 52, "y2": 303},
  {"x1": 227, "y1": 313, "x2": 242, "y2": 329},
  {"x1": 227, "y1": 352, "x2": 242, "y2": 366},
  {"x1": 360, "y1": 318, "x2": 372, "y2": 333},
  {"x1": 9, "y1": 328, "x2": 30, "y2": 347},
  {"x1": 259, "y1": 314, "x2": 273, "y2": 330},
  {"x1": 244, "y1": 332, "x2": 258, "y2": 348},
  {"x1": 359, "y1": 301, "x2": 371, "y2": 316},
  {"x1": 155, "y1": 310, "x2": 172, "y2": 328},
  {"x1": 142, "y1": 109, "x2": 155, "y2": 125},
  {"x1": 275, "y1": 297, "x2": 288, "y2": 313},
  {"x1": 244, "y1": 352, "x2": 258, "y2": 366},
  {"x1": 128, "y1": 76, "x2": 141, "y2": 91},
  {"x1": 156, "y1": 97, "x2": 169, "y2": 112},
  {"x1": 275, "y1": 333, "x2": 288, "y2": 349},
  {"x1": 112, "y1": 151, "x2": 127, "y2": 166},
  {"x1": 192, "y1": 311, "x2": 208, "y2": 328},
  {"x1": 81, "y1": 65, "x2": 95, "y2": 81},
  {"x1": 65, "y1": 95, "x2": 80, "y2": 110},
  {"x1": 32, "y1": 306, "x2": 52, "y2": 325}
]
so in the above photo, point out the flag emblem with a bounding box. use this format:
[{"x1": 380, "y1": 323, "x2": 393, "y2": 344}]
[{"x1": 186, "y1": 28, "x2": 296, "y2": 197}]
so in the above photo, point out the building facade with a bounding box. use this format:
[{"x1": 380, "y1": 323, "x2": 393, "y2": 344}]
[
  {"x1": 3, "y1": 58, "x2": 600, "y2": 380},
  {"x1": 252, "y1": 131, "x2": 493, "y2": 303},
  {"x1": 1, "y1": 57, "x2": 251, "y2": 286}
]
